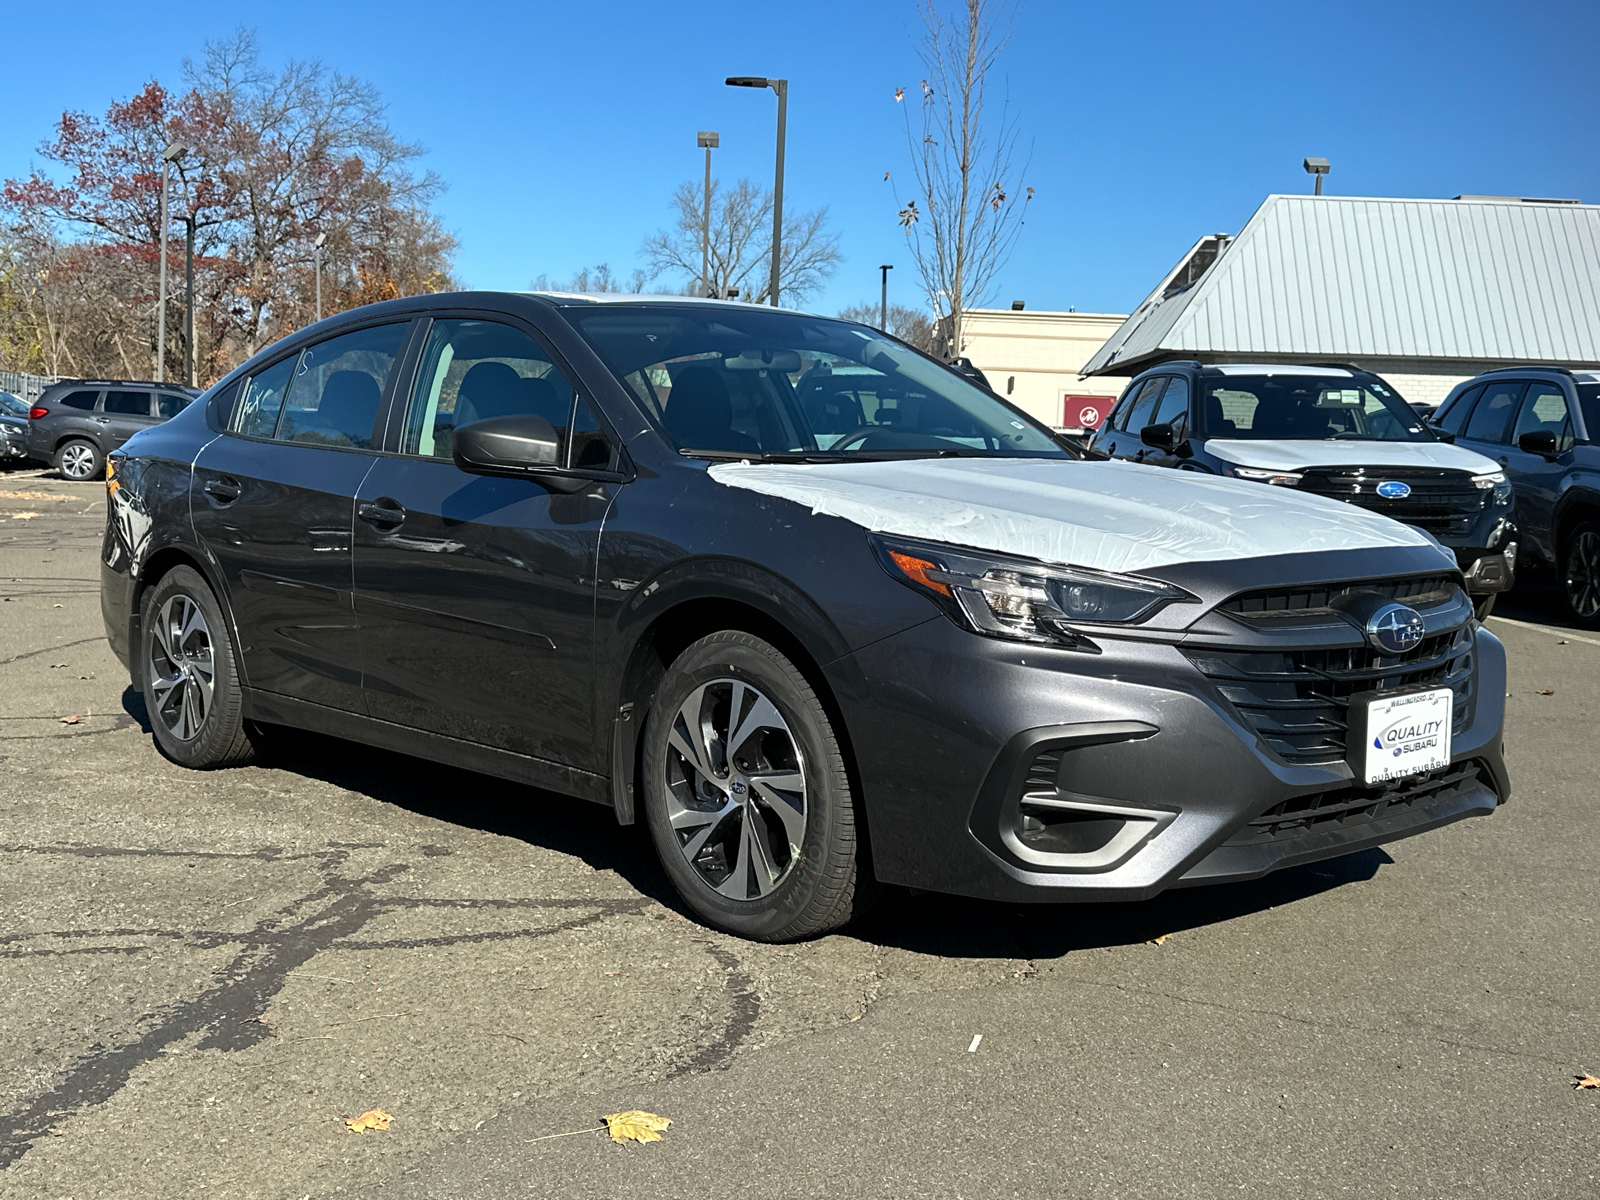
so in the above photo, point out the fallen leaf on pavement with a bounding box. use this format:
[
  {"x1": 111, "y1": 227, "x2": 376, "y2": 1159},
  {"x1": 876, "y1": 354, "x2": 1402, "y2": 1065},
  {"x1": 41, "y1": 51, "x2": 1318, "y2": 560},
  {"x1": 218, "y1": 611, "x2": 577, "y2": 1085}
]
[
  {"x1": 602, "y1": 1110, "x2": 671, "y2": 1144},
  {"x1": 1149, "y1": 934, "x2": 1172, "y2": 945},
  {"x1": 344, "y1": 1109, "x2": 392, "y2": 1133},
  {"x1": 1575, "y1": 1074, "x2": 1600, "y2": 1090},
  {"x1": 1538, "y1": 689, "x2": 1555, "y2": 696},
  {"x1": 59, "y1": 714, "x2": 82, "y2": 725},
  {"x1": 11, "y1": 512, "x2": 39, "y2": 520}
]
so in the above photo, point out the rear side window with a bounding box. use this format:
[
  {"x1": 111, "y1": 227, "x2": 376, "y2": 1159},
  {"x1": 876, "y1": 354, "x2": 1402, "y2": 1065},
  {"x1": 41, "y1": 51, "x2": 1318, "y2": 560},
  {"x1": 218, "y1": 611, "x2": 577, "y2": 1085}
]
[
  {"x1": 1434, "y1": 384, "x2": 1483, "y2": 436},
  {"x1": 1463, "y1": 380, "x2": 1524, "y2": 443},
  {"x1": 104, "y1": 390, "x2": 152, "y2": 416},
  {"x1": 276, "y1": 324, "x2": 407, "y2": 449},
  {"x1": 156, "y1": 393, "x2": 192, "y2": 419},
  {"x1": 57, "y1": 390, "x2": 100, "y2": 411}
]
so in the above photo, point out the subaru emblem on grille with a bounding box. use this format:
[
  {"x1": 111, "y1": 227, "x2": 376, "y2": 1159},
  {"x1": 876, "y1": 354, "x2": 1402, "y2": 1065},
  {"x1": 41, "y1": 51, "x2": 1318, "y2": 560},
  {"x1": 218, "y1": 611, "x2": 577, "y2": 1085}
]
[
  {"x1": 1366, "y1": 603, "x2": 1426, "y2": 654},
  {"x1": 1375, "y1": 480, "x2": 1412, "y2": 499}
]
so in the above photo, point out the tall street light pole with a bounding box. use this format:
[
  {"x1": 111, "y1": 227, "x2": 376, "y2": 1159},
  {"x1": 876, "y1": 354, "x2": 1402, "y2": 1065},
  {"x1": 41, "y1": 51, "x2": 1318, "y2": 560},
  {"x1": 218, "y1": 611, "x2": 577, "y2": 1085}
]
[
  {"x1": 879, "y1": 264, "x2": 893, "y2": 332},
  {"x1": 156, "y1": 140, "x2": 190, "y2": 382},
  {"x1": 313, "y1": 232, "x2": 327, "y2": 322},
  {"x1": 725, "y1": 76, "x2": 787, "y2": 307},
  {"x1": 184, "y1": 215, "x2": 196, "y2": 387},
  {"x1": 697, "y1": 131, "x2": 719, "y2": 297}
]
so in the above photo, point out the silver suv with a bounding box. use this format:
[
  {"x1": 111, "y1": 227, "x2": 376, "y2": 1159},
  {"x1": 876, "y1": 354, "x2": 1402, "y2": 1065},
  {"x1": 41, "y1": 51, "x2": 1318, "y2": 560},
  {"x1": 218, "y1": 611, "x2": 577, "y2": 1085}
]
[{"x1": 25, "y1": 380, "x2": 198, "y2": 480}]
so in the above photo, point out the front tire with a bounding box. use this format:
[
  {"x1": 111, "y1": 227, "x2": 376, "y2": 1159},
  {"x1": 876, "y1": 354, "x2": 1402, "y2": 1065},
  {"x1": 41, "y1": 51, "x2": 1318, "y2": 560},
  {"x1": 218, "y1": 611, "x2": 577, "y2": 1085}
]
[
  {"x1": 641, "y1": 631, "x2": 874, "y2": 941},
  {"x1": 55, "y1": 438, "x2": 103, "y2": 482},
  {"x1": 138, "y1": 566, "x2": 257, "y2": 768},
  {"x1": 1562, "y1": 520, "x2": 1600, "y2": 629}
]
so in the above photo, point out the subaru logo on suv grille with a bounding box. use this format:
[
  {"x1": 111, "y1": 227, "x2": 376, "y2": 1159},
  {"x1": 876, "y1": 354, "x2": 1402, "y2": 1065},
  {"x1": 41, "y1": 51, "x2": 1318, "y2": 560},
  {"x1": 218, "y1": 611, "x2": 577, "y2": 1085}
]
[
  {"x1": 1366, "y1": 603, "x2": 1426, "y2": 654},
  {"x1": 1375, "y1": 480, "x2": 1412, "y2": 499}
]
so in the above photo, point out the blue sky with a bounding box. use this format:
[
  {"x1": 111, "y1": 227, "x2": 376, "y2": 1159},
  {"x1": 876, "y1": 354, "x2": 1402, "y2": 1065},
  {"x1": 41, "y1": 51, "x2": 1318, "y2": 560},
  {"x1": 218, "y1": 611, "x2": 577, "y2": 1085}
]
[{"x1": 5, "y1": 0, "x2": 1597, "y2": 318}]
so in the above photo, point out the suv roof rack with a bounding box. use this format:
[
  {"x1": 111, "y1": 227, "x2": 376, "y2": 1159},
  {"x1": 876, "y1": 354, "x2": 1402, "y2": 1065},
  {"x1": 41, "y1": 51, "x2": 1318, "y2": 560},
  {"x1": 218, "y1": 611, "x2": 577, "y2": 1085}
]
[{"x1": 1474, "y1": 364, "x2": 1575, "y2": 379}]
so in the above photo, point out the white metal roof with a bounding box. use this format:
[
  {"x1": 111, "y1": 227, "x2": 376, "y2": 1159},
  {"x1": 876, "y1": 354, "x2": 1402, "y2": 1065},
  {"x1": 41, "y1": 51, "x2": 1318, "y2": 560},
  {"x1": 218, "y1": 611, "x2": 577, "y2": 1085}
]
[{"x1": 1081, "y1": 194, "x2": 1600, "y2": 376}]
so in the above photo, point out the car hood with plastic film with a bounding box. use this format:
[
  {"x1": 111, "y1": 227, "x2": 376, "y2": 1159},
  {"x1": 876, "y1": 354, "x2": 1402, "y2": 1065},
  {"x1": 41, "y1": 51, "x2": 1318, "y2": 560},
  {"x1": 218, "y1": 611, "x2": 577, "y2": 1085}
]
[
  {"x1": 1203, "y1": 438, "x2": 1500, "y2": 475},
  {"x1": 708, "y1": 457, "x2": 1437, "y2": 575}
]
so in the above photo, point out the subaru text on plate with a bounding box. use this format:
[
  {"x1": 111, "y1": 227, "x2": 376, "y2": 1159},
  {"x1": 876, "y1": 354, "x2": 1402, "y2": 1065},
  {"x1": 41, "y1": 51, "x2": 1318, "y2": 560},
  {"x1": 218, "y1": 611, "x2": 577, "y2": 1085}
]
[{"x1": 100, "y1": 294, "x2": 1510, "y2": 941}]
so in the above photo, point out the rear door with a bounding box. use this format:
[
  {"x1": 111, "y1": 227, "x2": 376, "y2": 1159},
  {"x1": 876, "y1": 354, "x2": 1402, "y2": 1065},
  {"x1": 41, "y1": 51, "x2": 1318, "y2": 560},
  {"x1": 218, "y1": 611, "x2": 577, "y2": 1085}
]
[
  {"x1": 192, "y1": 321, "x2": 414, "y2": 713},
  {"x1": 100, "y1": 389, "x2": 161, "y2": 450},
  {"x1": 352, "y1": 314, "x2": 622, "y2": 771}
]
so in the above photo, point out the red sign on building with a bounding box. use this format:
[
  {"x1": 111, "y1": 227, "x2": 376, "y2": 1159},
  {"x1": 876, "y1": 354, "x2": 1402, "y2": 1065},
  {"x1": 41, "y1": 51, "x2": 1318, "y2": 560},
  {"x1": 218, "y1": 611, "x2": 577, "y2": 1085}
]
[{"x1": 1062, "y1": 395, "x2": 1110, "y2": 430}]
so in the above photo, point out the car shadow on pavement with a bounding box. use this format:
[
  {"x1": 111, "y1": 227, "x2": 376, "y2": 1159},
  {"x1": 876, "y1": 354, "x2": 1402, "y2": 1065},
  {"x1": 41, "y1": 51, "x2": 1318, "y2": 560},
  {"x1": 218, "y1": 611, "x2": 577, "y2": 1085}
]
[
  {"x1": 851, "y1": 847, "x2": 1393, "y2": 960},
  {"x1": 120, "y1": 685, "x2": 152, "y2": 734}
]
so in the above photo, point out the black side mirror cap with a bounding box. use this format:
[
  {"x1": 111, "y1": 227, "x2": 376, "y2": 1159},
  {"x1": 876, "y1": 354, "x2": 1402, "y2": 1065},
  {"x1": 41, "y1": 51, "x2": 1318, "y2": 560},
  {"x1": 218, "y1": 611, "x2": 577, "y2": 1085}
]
[
  {"x1": 1427, "y1": 423, "x2": 1456, "y2": 443},
  {"x1": 1139, "y1": 422, "x2": 1180, "y2": 451},
  {"x1": 1518, "y1": 429, "x2": 1560, "y2": 459},
  {"x1": 452, "y1": 414, "x2": 587, "y2": 492}
]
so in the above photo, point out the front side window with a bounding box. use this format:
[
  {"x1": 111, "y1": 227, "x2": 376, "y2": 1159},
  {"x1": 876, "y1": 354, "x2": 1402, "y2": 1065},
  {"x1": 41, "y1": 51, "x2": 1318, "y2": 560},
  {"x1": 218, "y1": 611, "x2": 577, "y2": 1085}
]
[
  {"x1": 275, "y1": 324, "x2": 406, "y2": 449},
  {"x1": 233, "y1": 355, "x2": 298, "y2": 439},
  {"x1": 58, "y1": 390, "x2": 100, "y2": 411},
  {"x1": 567, "y1": 305, "x2": 1064, "y2": 459},
  {"x1": 1463, "y1": 380, "x2": 1525, "y2": 444},
  {"x1": 402, "y1": 319, "x2": 597, "y2": 467},
  {"x1": 103, "y1": 390, "x2": 152, "y2": 416},
  {"x1": 1195, "y1": 374, "x2": 1429, "y2": 441},
  {"x1": 1150, "y1": 376, "x2": 1191, "y2": 431},
  {"x1": 1435, "y1": 384, "x2": 1484, "y2": 436},
  {"x1": 1512, "y1": 382, "x2": 1574, "y2": 451},
  {"x1": 1121, "y1": 378, "x2": 1166, "y2": 434}
]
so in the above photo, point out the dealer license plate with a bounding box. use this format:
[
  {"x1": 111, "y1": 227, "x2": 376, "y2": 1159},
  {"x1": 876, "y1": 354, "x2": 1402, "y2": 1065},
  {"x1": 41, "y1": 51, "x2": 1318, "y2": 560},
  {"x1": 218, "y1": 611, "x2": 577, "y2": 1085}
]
[{"x1": 1352, "y1": 687, "x2": 1454, "y2": 785}]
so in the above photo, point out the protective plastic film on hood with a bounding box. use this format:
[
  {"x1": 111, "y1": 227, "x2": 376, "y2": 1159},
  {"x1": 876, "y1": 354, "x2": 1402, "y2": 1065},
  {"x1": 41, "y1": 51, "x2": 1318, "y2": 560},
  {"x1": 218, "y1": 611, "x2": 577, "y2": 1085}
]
[
  {"x1": 1204, "y1": 438, "x2": 1501, "y2": 474},
  {"x1": 709, "y1": 458, "x2": 1434, "y2": 574}
]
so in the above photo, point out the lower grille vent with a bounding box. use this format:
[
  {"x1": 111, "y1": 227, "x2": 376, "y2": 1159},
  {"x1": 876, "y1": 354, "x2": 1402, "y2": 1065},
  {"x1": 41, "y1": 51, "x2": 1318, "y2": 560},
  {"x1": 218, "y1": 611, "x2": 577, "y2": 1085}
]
[{"x1": 1225, "y1": 760, "x2": 1490, "y2": 846}]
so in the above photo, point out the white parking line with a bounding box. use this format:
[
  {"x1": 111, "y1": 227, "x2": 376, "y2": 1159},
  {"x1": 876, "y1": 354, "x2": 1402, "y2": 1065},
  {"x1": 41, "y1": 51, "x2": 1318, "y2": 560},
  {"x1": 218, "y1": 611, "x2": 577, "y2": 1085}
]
[{"x1": 1487, "y1": 614, "x2": 1600, "y2": 648}]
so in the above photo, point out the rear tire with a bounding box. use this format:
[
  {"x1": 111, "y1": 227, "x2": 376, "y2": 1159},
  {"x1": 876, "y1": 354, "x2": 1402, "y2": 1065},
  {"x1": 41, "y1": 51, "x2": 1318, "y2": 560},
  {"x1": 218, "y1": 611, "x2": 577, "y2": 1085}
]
[
  {"x1": 138, "y1": 566, "x2": 257, "y2": 769},
  {"x1": 641, "y1": 631, "x2": 875, "y2": 941},
  {"x1": 1562, "y1": 520, "x2": 1600, "y2": 629},
  {"x1": 55, "y1": 438, "x2": 102, "y2": 482}
]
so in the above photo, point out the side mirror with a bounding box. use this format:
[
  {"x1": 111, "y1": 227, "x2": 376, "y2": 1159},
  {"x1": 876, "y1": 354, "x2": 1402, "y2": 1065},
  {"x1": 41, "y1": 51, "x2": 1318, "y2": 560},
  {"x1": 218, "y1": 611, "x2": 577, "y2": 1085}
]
[
  {"x1": 453, "y1": 413, "x2": 569, "y2": 480},
  {"x1": 1428, "y1": 423, "x2": 1456, "y2": 443},
  {"x1": 1518, "y1": 429, "x2": 1560, "y2": 459},
  {"x1": 1139, "y1": 422, "x2": 1180, "y2": 451}
]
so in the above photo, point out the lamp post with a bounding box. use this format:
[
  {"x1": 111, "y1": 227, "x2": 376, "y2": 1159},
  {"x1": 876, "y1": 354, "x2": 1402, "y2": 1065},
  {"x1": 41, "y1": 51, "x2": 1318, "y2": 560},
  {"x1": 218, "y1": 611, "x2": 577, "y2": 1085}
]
[
  {"x1": 183, "y1": 215, "x2": 196, "y2": 387},
  {"x1": 696, "y1": 131, "x2": 719, "y2": 297},
  {"x1": 725, "y1": 76, "x2": 787, "y2": 307},
  {"x1": 879, "y1": 264, "x2": 893, "y2": 331},
  {"x1": 156, "y1": 140, "x2": 190, "y2": 382},
  {"x1": 313, "y1": 232, "x2": 327, "y2": 322},
  {"x1": 1303, "y1": 156, "x2": 1330, "y2": 196}
]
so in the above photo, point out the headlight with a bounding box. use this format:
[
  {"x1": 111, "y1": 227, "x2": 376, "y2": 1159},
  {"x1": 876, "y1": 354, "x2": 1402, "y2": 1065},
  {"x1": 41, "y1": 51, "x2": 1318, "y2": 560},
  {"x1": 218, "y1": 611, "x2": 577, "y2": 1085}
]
[
  {"x1": 1472, "y1": 470, "x2": 1512, "y2": 504},
  {"x1": 1227, "y1": 466, "x2": 1303, "y2": 486},
  {"x1": 871, "y1": 534, "x2": 1195, "y2": 650}
]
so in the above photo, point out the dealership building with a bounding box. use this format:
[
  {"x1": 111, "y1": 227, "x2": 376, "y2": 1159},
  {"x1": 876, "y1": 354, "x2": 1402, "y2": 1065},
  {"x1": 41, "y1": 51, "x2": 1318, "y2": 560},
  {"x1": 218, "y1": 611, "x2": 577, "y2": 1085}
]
[{"x1": 943, "y1": 308, "x2": 1129, "y2": 431}]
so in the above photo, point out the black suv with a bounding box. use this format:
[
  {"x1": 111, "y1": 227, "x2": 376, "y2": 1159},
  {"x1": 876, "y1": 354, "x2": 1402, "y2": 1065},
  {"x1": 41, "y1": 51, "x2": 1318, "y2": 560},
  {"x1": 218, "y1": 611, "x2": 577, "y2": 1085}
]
[
  {"x1": 26, "y1": 380, "x2": 199, "y2": 481},
  {"x1": 1088, "y1": 362, "x2": 1518, "y2": 616},
  {"x1": 1431, "y1": 367, "x2": 1600, "y2": 626}
]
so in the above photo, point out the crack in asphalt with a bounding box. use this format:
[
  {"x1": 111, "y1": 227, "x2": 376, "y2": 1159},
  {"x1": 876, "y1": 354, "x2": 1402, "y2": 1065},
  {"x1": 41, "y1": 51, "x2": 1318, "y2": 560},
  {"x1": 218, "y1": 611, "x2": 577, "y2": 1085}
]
[{"x1": 0, "y1": 637, "x2": 105, "y2": 668}]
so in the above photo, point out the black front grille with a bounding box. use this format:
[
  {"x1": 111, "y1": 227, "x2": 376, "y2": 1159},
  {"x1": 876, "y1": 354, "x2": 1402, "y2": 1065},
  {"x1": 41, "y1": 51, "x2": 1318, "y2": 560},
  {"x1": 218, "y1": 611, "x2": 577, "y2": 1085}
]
[
  {"x1": 1296, "y1": 467, "x2": 1486, "y2": 537},
  {"x1": 1222, "y1": 574, "x2": 1460, "y2": 627},
  {"x1": 1224, "y1": 759, "x2": 1491, "y2": 846},
  {"x1": 1184, "y1": 624, "x2": 1474, "y2": 765}
]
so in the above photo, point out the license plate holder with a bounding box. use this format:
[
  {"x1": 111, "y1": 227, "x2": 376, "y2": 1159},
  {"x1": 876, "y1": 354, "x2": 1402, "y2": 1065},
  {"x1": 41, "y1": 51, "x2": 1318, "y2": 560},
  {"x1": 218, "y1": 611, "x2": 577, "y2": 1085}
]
[{"x1": 1348, "y1": 686, "x2": 1454, "y2": 786}]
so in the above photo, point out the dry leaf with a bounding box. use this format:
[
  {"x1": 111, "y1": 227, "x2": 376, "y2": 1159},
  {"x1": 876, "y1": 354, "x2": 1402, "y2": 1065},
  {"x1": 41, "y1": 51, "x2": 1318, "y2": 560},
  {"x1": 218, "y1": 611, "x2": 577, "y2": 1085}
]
[
  {"x1": 1149, "y1": 934, "x2": 1172, "y2": 945},
  {"x1": 1538, "y1": 689, "x2": 1555, "y2": 696},
  {"x1": 1575, "y1": 1074, "x2": 1600, "y2": 1090},
  {"x1": 59, "y1": 714, "x2": 82, "y2": 725},
  {"x1": 12, "y1": 511, "x2": 39, "y2": 521},
  {"x1": 344, "y1": 1109, "x2": 392, "y2": 1133},
  {"x1": 602, "y1": 1110, "x2": 671, "y2": 1144}
]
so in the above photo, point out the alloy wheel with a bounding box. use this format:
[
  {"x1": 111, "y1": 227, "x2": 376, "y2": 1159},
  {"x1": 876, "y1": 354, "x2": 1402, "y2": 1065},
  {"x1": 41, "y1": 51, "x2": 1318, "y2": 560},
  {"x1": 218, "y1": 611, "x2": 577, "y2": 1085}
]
[
  {"x1": 1567, "y1": 530, "x2": 1600, "y2": 621},
  {"x1": 663, "y1": 678, "x2": 807, "y2": 901},
  {"x1": 146, "y1": 594, "x2": 216, "y2": 741},
  {"x1": 59, "y1": 443, "x2": 96, "y2": 480}
]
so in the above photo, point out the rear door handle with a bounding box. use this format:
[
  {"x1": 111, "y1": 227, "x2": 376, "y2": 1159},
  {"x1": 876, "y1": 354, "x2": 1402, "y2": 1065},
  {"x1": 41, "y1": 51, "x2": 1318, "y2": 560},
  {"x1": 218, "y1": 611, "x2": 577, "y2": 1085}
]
[
  {"x1": 203, "y1": 477, "x2": 242, "y2": 503},
  {"x1": 357, "y1": 498, "x2": 406, "y2": 528}
]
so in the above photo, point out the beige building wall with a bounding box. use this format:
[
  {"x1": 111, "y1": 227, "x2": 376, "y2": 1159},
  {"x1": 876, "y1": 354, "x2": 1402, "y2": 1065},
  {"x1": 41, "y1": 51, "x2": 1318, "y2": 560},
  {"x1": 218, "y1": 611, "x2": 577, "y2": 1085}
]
[{"x1": 951, "y1": 309, "x2": 1129, "y2": 429}]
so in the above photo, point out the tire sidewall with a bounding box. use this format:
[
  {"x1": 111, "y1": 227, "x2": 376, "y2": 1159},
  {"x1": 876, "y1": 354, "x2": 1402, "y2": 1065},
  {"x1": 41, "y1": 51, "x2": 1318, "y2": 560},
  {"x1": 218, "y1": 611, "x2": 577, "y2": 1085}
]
[
  {"x1": 139, "y1": 566, "x2": 245, "y2": 767},
  {"x1": 56, "y1": 439, "x2": 102, "y2": 482},
  {"x1": 1563, "y1": 520, "x2": 1600, "y2": 628},
  {"x1": 642, "y1": 635, "x2": 848, "y2": 940}
]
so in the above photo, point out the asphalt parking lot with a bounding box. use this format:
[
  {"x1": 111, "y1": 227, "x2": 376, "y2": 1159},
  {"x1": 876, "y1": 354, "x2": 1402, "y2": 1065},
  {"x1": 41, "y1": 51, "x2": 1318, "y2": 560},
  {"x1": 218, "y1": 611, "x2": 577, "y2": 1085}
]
[{"x1": 1, "y1": 466, "x2": 1597, "y2": 1200}]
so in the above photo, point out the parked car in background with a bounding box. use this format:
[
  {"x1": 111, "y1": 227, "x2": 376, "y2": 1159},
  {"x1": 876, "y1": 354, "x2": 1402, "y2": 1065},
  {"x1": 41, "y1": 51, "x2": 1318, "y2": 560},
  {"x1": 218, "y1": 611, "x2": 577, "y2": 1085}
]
[
  {"x1": 1089, "y1": 363, "x2": 1517, "y2": 618},
  {"x1": 27, "y1": 380, "x2": 199, "y2": 481},
  {"x1": 1431, "y1": 367, "x2": 1600, "y2": 627},
  {"x1": 0, "y1": 390, "x2": 29, "y2": 418},
  {"x1": 0, "y1": 392, "x2": 32, "y2": 465},
  {"x1": 101, "y1": 294, "x2": 1507, "y2": 941}
]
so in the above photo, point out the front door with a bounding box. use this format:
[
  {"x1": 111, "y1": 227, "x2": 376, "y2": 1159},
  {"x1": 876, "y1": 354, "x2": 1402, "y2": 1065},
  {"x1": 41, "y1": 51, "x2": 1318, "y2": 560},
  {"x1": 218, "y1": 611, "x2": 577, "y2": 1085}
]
[
  {"x1": 191, "y1": 321, "x2": 412, "y2": 712},
  {"x1": 353, "y1": 316, "x2": 619, "y2": 771},
  {"x1": 1502, "y1": 380, "x2": 1576, "y2": 561}
]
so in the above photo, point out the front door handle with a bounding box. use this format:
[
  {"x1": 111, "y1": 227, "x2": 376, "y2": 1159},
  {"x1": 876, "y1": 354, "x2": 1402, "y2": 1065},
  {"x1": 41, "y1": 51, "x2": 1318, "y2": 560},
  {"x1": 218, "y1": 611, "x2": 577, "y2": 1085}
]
[
  {"x1": 203, "y1": 477, "x2": 242, "y2": 503},
  {"x1": 357, "y1": 497, "x2": 406, "y2": 529}
]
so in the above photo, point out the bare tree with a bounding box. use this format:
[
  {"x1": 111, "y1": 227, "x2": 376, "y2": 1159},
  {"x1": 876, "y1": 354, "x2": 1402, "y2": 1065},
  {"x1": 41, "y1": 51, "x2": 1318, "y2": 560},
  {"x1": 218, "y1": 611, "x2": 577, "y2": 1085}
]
[
  {"x1": 837, "y1": 302, "x2": 936, "y2": 352},
  {"x1": 642, "y1": 178, "x2": 841, "y2": 305},
  {"x1": 891, "y1": 0, "x2": 1032, "y2": 358},
  {"x1": 528, "y1": 263, "x2": 655, "y2": 294}
]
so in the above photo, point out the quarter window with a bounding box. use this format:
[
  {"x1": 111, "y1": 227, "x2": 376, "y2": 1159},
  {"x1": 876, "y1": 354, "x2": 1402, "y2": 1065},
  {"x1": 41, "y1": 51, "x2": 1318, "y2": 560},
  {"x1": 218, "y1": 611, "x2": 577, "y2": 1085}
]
[
  {"x1": 1512, "y1": 382, "x2": 1574, "y2": 451},
  {"x1": 1463, "y1": 380, "x2": 1525, "y2": 444},
  {"x1": 402, "y1": 319, "x2": 592, "y2": 467},
  {"x1": 275, "y1": 324, "x2": 406, "y2": 449}
]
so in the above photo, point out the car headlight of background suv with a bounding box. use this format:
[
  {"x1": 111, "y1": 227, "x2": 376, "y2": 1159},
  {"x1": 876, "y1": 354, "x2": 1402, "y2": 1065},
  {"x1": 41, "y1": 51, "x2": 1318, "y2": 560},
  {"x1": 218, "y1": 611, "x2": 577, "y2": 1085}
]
[
  {"x1": 1226, "y1": 465, "x2": 1303, "y2": 486},
  {"x1": 1472, "y1": 470, "x2": 1512, "y2": 504},
  {"x1": 871, "y1": 534, "x2": 1196, "y2": 651}
]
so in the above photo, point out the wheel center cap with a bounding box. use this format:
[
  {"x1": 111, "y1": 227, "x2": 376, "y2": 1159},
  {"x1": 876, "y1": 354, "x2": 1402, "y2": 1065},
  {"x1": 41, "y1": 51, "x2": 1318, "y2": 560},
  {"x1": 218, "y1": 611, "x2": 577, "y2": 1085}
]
[{"x1": 729, "y1": 777, "x2": 748, "y2": 797}]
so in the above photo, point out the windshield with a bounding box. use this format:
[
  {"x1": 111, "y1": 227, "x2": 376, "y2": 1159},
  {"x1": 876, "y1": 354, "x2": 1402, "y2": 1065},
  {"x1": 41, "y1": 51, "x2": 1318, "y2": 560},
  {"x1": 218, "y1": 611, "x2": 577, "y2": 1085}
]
[
  {"x1": 0, "y1": 392, "x2": 26, "y2": 417},
  {"x1": 1197, "y1": 373, "x2": 1432, "y2": 442},
  {"x1": 564, "y1": 304, "x2": 1066, "y2": 460}
]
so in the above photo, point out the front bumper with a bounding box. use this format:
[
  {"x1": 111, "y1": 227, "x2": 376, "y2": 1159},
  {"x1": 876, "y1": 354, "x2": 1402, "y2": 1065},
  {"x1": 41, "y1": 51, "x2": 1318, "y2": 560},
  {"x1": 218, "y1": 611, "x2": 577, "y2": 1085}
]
[{"x1": 833, "y1": 605, "x2": 1507, "y2": 904}]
